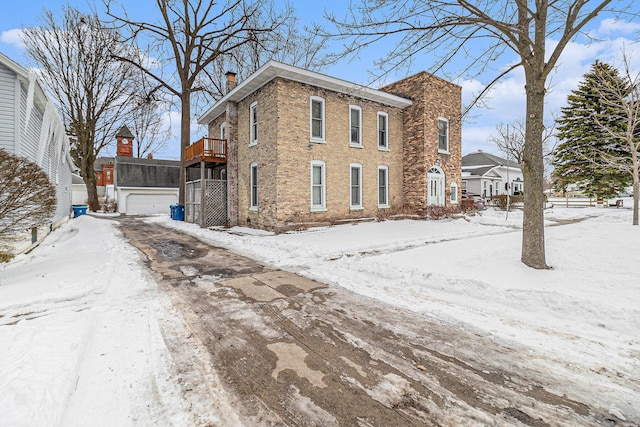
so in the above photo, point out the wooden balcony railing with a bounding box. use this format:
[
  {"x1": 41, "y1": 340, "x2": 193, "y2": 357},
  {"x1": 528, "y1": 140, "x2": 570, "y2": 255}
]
[{"x1": 185, "y1": 137, "x2": 227, "y2": 165}]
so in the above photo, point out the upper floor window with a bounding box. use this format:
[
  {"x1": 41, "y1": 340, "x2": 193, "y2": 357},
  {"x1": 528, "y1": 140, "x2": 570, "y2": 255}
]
[
  {"x1": 349, "y1": 105, "x2": 362, "y2": 147},
  {"x1": 438, "y1": 118, "x2": 449, "y2": 153},
  {"x1": 310, "y1": 97, "x2": 325, "y2": 143},
  {"x1": 350, "y1": 163, "x2": 363, "y2": 209},
  {"x1": 310, "y1": 160, "x2": 326, "y2": 211},
  {"x1": 377, "y1": 112, "x2": 388, "y2": 150},
  {"x1": 250, "y1": 162, "x2": 258, "y2": 209},
  {"x1": 220, "y1": 121, "x2": 227, "y2": 140},
  {"x1": 250, "y1": 102, "x2": 258, "y2": 145}
]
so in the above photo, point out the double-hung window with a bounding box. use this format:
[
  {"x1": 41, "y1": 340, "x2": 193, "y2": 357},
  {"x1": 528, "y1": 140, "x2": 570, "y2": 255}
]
[
  {"x1": 450, "y1": 182, "x2": 458, "y2": 204},
  {"x1": 378, "y1": 166, "x2": 389, "y2": 208},
  {"x1": 310, "y1": 97, "x2": 325, "y2": 142},
  {"x1": 220, "y1": 122, "x2": 227, "y2": 140},
  {"x1": 250, "y1": 102, "x2": 258, "y2": 146},
  {"x1": 377, "y1": 112, "x2": 388, "y2": 150},
  {"x1": 310, "y1": 161, "x2": 326, "y2": 211},
  {"x1": 438, "y1": 117, "x2": 449, "y2": 153},
  {"x1": 250, "y1": 163, "x2": 258, "y2": 209},
  {"x1": 350, "y1": 163, "x2": 362, "y2": 209},
  {"x1": 349, "y1": 105, "x2": 362, "y2": 147}
]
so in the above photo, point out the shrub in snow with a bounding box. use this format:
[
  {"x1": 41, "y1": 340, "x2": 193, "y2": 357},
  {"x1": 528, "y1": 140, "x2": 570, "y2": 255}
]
[{"x1": 0, "y1": 150, "x2": 56, "y2": 249}]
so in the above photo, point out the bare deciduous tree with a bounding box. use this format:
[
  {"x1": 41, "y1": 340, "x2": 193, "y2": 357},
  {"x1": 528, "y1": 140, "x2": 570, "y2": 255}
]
[
  {"x1": 590, "y1": 54, "x2": 640, "y2": 225},
  {"x1": 322, "y1": 0, "x2": 633, "y2": 269},
  {"x1": 489, "y1": 118, "x2": 555, "y2": 165},
  {"x1": 207, "y1": 4, "x2": 327, "y2": 97},
  {"x1": 105, "y1": 0, "x2": 291, "y2": 204},
  {"x1": 0, "y1": 150, "x2": 56, "y2": 240},
  {"x1": 22, "y1": 6, "x2": 138, "y2": 212},
  {"x1": 129, "y1": 89, "x2": 172, "y2": 158}
]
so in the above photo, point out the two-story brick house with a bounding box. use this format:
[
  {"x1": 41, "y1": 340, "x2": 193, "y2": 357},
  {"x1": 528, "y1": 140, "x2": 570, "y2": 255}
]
[{"x1": 189, "y1": 60, "x2": 461, "y2": 231}]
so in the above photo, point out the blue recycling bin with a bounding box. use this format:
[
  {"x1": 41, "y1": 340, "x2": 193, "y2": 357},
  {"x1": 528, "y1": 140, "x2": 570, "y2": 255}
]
[
  {"x1": 72, "y1": 205, "x2": 88, "y2": 217},
  {"x1": 170, "y1": 204, "x2": 184, "y2": 221}
]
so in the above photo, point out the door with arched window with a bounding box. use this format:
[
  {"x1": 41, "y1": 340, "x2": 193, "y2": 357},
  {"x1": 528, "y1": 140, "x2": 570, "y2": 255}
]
[{"x1": 427, "y1": 166, "x2": 445, "y2": 206}]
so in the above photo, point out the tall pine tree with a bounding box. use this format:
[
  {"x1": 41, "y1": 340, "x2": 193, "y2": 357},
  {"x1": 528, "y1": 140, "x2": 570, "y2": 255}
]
[{"x1": 552, "y1": 61, "x2": 631, "y2": 198}]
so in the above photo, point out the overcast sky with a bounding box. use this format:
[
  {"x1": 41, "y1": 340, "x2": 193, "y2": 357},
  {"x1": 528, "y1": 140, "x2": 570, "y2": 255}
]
[{"x1": 2, "y1": 1, "x2": 639, "y2": 160}]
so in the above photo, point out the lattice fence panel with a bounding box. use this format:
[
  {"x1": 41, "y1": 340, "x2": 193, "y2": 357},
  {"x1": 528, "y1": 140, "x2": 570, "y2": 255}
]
[
  {"x1": 185, "y1": 180, "x2": 201, "y2": 224},
  {"x1": 204, "y1": 179, "x2": 227, "y2": 227}
]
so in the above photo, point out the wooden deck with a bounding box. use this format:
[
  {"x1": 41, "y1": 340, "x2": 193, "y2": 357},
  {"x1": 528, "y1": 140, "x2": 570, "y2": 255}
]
[{"x1": 185, "y1": 137, "x2": 227, "y2": 167}]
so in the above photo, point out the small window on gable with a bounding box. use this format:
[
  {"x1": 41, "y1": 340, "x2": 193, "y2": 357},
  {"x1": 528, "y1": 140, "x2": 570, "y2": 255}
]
[
  {"x1": 310, "y1": 97, "x2": 325, "y2": 143},
  {"x1": 438, "y1": 117, "x2": 449, "y2": 153},
  {"x1": 220, "y1": 122, "x2": 227, "y2": 140},
  {"x1": 350, "y1": 105, "x2": 362, "y2": 147},
  {"x1": 378, "y1": 112, "x2": 388, "y2": 150},
  {"x1": 250, "y1": 102, "x2": 258, "y2": 146}
]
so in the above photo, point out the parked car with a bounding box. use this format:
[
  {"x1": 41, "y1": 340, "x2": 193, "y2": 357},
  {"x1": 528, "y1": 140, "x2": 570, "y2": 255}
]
[{"x1": 461, "y1": 193, "x2": 486, "y2": 210}]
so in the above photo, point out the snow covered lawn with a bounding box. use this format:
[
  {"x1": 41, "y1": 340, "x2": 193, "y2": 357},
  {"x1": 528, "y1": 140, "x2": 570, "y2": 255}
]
[
  {"x1": 1, "y1": 203, "x2": 638, "y2": 424},
  {"x1": 154, "y1": 204, "x2": 640, "y2": 422}
]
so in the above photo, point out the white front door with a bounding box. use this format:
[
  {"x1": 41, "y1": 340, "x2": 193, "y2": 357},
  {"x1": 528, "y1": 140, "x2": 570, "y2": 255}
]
[{"x1": 427, "y1": 166, "x2": 445, "y2": 206}]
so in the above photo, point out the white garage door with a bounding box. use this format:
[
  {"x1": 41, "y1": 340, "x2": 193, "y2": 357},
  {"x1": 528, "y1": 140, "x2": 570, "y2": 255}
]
[{"x1": 126, "y1": 193, "x2": 178, "y2": 215}]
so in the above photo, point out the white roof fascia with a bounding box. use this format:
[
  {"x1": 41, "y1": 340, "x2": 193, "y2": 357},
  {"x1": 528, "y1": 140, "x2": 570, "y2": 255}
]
[{"x1": 198, "y1": 60, "x2": 413, "y2": 125}]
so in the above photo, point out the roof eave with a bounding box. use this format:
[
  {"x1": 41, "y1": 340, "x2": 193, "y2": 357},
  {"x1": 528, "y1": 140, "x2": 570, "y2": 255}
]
[{"x1": 198, "y1": 60, "x2": 413, "y2": 125}]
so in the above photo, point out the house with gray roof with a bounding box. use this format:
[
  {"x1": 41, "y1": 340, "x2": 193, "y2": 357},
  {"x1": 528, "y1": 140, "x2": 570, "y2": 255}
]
[{"x1": 461, "y1": 150, "x2": 523, "y2": 198}]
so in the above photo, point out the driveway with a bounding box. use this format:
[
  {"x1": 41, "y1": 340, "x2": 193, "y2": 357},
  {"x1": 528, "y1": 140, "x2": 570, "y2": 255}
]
[{"x1": 118, "y1": 217, "x2": 626, "y2": 426}]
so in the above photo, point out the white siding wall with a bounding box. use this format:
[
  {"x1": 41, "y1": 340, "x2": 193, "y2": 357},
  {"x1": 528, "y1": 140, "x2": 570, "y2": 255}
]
[
  {"x1": 0, "y1": 63, "x2": 16, "y2": 152},
  {"x1": 1, "y1": 56, "x2": 73, "y2": 241}
]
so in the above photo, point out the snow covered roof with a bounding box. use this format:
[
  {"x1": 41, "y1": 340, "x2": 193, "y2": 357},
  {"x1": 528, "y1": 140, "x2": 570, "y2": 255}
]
[{"x1": 462, "y1": 150, "x2": 520, "y2": 169}]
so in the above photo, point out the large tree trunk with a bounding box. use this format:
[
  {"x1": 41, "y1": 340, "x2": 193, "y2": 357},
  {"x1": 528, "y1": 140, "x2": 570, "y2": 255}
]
[
  {"x1": 179, "y1": 91, "x2": 191, "y2": 206},
  {"x1": 521, "y1": 76, "x2": 550, "y2": 269},
  {"x1": 81, "y1": 164, "x2": 100, "y2": 212}
]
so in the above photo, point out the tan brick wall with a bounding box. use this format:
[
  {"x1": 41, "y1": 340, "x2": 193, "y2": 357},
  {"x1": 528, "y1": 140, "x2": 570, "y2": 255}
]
[
  {"x1": 236, "y1": 80, "x2": 280, "y2": 229},
  {"x1": 382, "y1": 72, "x2": 462, "y2": 212},
  {"x1": 204, "y1": 71, "x2": 461, "y2": 230},
  {"x1": 271, "y1": 78, "x2": 405, "y2": 227}
]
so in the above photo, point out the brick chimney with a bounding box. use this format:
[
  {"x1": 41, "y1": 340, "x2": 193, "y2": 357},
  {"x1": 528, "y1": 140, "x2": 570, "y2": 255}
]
[{"x1": 225, "y1": 71, "x2": 237, "y2": 93}]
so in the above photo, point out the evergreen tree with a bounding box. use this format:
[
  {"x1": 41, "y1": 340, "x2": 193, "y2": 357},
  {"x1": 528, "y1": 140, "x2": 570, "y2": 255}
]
[{"x1": 552, "y1": 61, "x2": 632, "y2": 198}]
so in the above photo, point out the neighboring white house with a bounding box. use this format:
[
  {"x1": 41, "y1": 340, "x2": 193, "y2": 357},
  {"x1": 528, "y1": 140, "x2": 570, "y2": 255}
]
[
  {"x1": 0, "y1": 52, "x2": 73, "y2": 252},
  {"x1": 461, "y1": 150, "x2": 524, "y2": 198}
]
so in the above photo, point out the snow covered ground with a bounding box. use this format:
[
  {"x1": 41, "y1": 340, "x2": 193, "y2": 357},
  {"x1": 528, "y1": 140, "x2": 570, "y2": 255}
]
[{"x1": 1, "y1": 202, "x2": 638, "y2": 425}]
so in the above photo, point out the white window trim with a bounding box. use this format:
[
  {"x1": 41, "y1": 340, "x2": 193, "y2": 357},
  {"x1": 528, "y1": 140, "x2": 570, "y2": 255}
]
[
  {"x1": 249, "y1": 102, "x2": 258, "y2": 146},
  {"x1": 438, "y1": 117, "x2": 450, "y2": 154},
  {"x1": 250, "y1": 162, "x2": 258, "y2": 210},
  {"x1": 450, "y1": 182, "x2": 458, "y2": 204},
  {"x1": 378, "y1": 165, "x2": 389, "y2": 208},
  {"x1": 310, "y1": 96, "x2": 326, "y2": 143},
  {"x1": 377, "y1": 112, "x2": 389, "y2": 151},
  {"x1": 310, "y1": 160, "x2": 327, "y2": 212},
  {"x1": 220, "y1": 121, "x2": 227, "y2": 140},
  {"x1": 350, "y1": 163, "x2": 363, "y2": 210},
  {"x1": 349, "y1": 105, "x2": 362, "y2": 148}
]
